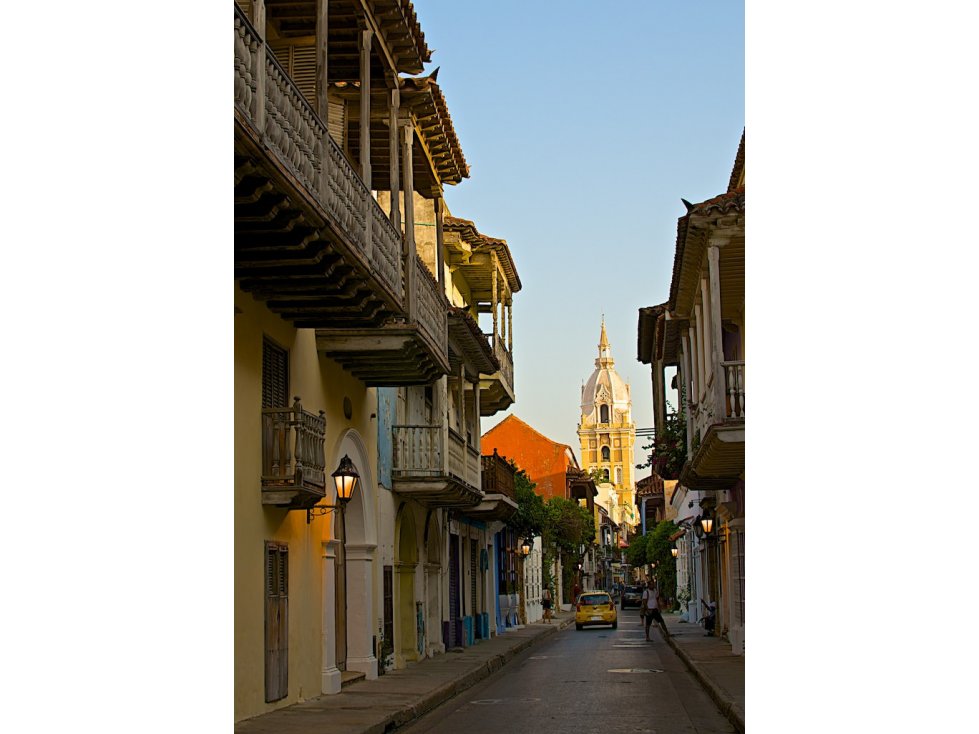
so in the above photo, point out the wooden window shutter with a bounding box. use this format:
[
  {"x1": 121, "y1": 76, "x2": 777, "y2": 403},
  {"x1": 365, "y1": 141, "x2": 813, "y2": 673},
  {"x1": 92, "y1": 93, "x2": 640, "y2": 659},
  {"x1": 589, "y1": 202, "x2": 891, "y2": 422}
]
[
  {"x1": 262, "y1": 338, "x2": 288, "y2": 409},
  {"x1": 327, "y1": 94, "x2": 346, "y2": 148},
  {"x1": 268, "y1": 40, "x2": 317, "y2": 110},
  {"x1": 265, "y1": 542, "x2": 289, "y2": 702}
]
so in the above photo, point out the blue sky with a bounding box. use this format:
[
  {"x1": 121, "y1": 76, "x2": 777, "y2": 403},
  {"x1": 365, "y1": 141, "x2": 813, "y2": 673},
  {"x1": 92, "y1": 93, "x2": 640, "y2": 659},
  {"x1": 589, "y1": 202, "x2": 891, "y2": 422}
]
[{"x1": 413, "y1": 1, "x2": 745, "y2": 463}]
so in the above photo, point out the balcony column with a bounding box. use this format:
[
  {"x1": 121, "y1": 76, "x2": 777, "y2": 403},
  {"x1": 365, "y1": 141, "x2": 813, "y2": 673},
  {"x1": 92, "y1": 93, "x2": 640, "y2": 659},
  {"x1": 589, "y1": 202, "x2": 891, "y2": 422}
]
[
  {"x1": 690, "y1": 315, "x2": 702, "y2": 404},
  {"x1": 253, "y1": 0, "x2": 267, "y2": 130},
  {"x1": 472, "y1": 373, "x2": 481, "y2": 438},
  {"x1": 457, "y1": 361, "x2": 466, "y2": 436},
  {"x1": 491, "y1": 264, "x2": 499, "y2": 350},
  {"x1": 388, "y1": 84, "x2": 401, "y2": 231},
  {"x1": 401, "y1": 120, "x2": 417, "y2": 317},
  {"x1": 707, "y1": 242, "x2": 727, "y2": 419},
  {"x1": 507, "y1": 298, "x2": 513, "y2": 353},
  {"x1": 679, "y1": 332, "x2": 694, "y2": 457},
  {"x1": 435, "y1": 196, "x2": 445, "y2": 285}
]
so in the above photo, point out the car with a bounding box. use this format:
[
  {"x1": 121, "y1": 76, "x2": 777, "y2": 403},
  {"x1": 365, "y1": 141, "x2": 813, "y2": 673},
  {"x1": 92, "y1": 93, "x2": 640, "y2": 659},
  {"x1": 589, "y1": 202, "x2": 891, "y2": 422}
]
[
  {"x1": 621, "y1": 585, "x2": 643, "y2": 609},
  {"x1": 575, "y1": 591, "x2": 617, "y2": 630}
]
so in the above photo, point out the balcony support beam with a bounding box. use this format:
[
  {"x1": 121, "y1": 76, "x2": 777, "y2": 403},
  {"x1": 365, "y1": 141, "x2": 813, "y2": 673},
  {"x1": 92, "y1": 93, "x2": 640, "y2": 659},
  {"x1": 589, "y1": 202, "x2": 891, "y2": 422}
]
[{"x1": 359, "y1": 29, "x2": 373, "y2": 188}]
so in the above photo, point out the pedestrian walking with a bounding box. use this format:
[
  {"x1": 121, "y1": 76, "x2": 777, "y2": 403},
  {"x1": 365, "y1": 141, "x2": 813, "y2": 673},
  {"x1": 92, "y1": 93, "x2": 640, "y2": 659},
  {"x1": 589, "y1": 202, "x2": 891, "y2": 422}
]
[
  {"x1": 542, "y1": 586, "x2": 552, "y2": 623},
  {"x1": 641, "y1": 580, "x2": 669, "y2": 640}
]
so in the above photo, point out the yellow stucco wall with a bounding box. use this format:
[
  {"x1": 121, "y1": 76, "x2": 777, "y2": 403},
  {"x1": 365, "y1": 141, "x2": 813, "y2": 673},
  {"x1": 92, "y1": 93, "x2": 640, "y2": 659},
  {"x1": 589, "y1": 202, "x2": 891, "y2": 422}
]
[{"x1": 234, "y1": 284, "x2": 378, "y2": 722}]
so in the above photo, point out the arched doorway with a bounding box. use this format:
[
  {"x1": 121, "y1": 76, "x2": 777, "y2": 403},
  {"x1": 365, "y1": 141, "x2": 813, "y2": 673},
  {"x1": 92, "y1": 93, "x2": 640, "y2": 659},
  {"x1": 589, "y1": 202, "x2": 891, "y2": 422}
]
[{"x1": 395, "y1": 504, "x2": 419, "y2": 666}]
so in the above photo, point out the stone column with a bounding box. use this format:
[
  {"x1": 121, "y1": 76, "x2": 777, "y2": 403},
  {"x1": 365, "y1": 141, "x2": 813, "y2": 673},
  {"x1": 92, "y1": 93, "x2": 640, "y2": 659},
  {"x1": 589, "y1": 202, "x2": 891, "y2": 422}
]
[
  {"x1": 321, "y1": 538, "x2": 341, "y2": 694},
  {"x1": 344, "y1": 543, "x2": 378, "y2": 679}
]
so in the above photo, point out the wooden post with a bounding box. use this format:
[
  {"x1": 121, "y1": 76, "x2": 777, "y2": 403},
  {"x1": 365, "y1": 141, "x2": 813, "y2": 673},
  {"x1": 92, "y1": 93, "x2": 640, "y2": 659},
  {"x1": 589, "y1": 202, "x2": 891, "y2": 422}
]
[
  {"x1": 389, "y1": 84, "x2": 401, "y2": 230},
  {"x1": 507, "y1": 299, "x2": 513, "y2": 354},
  {"x1": 707, "y1": 244, "x2": 726, "y2": 419},
  {"x1": 435, "y1": 196, "x2": 445, "y2": 286},
  {"x1": 690, "y1": 314, "x2": 702, "y2": 405},
  {"x1": 253, "y1": 0, "x2": 267, "y2": 131},
  {"x1": 359, "y1": 29, "x2": 373, "y2": 187},
  {"x1": 491, "y1": 265, "x2": 499, "y2": 349},
  {"x1": 315, "y1": 0, "x2": 329, "y2": 195},
  {"x1": 401, "y1": 120, "x2": 416, "y2": 316}
]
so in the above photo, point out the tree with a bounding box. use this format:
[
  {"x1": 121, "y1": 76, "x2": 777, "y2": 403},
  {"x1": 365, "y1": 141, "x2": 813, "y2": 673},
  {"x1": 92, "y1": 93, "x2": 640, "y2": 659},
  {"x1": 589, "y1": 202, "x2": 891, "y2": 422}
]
[
  {"x1": 623, "y1": 532, "x2": 648, "y2": 568},
  {"x1": 646, "y1": 520, "x2": 679, "y2": 607},
  {"x1": 506, "y1": 466, "x2": 545, "y2": 541}
]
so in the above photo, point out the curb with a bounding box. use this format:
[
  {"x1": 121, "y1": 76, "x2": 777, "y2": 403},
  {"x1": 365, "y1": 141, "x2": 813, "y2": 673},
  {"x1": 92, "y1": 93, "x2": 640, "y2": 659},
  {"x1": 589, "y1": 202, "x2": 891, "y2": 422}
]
[
  {"x1": 663, "y1": 632, "x2": 744, "y2": 734},
  {"x1": 370, "y1": 618, "x2": 572, "y2": 734}
]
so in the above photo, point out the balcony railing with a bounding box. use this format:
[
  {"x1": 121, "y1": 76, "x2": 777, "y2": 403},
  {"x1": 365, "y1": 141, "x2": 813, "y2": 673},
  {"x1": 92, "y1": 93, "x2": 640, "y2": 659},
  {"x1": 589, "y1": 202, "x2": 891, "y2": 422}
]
[
  {"x1": 234, "y1": 5, "x2": 402, "y2": 301},
  {"x1": 491, "y1": 337, "x2": 514, "y2": 392},
  {"x1": 480, "y1": 451, "x2": 516, "y2": 500},
  {"x1": 262, "y1": 397, "x2": 327, "y2": 506},
  {"x1": 413, "y1": 255, "x2": 448, "y2": 358},
  {"x1": 392, "y1": 424, "x2": 479, "y2": 489},
  {"x1": 721, "y1": 360, "x2": 745, "y2": 420}
]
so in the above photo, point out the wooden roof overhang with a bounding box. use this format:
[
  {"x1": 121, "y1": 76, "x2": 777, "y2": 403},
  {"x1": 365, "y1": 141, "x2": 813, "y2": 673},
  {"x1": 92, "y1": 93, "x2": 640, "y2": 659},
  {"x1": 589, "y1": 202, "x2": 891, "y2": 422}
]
[
  {"x1": 728, "y1": 131, "x2": 745, "y2": 193},
  {"x1": 679, "y1": 423, "x2": 744, "y2": 491},
  {"x1": 333, "y1": 75, "x2": 469, "y2": 197},
  {"x1": 459, "y1": 493, "x2": 519, "y2": 522},
  {"x1": 668, "y1": 187, "x2": 745, "y2": 322},
  {"x1": 637, "y1": 303, "x2": 667, "y2": 364},
  {"x1": 448, "y1": 306, "x2": 499, "y2": 379},
  {"x1": 261, "y1": 0, "x2": 430, "y2": 79},
  {"x1": 443, "y1": 216, "x2": 522, "y2": 301}
]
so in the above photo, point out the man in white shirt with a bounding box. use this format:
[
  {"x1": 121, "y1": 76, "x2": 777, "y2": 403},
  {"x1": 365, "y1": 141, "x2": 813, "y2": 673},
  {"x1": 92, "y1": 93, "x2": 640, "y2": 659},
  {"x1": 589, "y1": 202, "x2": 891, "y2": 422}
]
[{"x1": 641, "y1": 580, "x2": 669, "y2": 640}]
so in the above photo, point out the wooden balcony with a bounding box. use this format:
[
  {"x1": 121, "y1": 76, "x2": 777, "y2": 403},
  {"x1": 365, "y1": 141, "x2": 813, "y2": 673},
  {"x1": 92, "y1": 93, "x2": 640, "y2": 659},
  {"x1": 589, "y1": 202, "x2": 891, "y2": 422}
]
[
  {"x1": 316, "y1": 256, "x2": 450, "y2": 385},
  {"x1": 261, "y1": 397, "x2": 327, "y2": 509},
  {"x1": 392, "y1": 424, "x2": 482, "y2": 507},
  {"x1": 683, "y1": 360, "x2": 744, "y2": 490},
  {"x1": 235, "y1": 8, "x2": 449, "y2": 385},
  {"x1": 479, "y1": 338, "x2": 515, "y2": 416},
  {"x1": 462, "y1": 451, "x2": 518, "y2": 522}
]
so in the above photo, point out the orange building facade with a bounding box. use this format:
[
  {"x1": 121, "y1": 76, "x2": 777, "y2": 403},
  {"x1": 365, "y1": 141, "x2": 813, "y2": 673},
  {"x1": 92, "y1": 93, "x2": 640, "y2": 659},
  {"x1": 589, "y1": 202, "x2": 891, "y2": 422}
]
[{"x1": 481, "y1": 415, "x2": 580, "y2": 500}]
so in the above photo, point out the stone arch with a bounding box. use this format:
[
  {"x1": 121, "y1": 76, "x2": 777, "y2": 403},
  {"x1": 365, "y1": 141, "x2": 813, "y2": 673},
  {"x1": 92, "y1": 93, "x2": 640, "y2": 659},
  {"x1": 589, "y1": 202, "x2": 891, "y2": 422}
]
[{"x1": 423, "y1": 511, "x2": 444, "y2": 656}]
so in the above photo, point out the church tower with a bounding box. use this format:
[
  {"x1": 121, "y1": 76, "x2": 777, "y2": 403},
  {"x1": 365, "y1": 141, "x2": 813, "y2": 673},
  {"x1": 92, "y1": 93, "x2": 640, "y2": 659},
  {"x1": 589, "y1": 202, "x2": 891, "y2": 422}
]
[{"x1": 578, "y1": 319, "x2": 637, "y2": 531}]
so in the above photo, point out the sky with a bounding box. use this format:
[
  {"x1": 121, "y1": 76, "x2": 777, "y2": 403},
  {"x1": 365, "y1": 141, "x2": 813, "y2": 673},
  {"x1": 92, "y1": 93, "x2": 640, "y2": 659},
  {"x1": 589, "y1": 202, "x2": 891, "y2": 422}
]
[{"x1": 411, "y1": 0, "x2": 745, "y2": 466}]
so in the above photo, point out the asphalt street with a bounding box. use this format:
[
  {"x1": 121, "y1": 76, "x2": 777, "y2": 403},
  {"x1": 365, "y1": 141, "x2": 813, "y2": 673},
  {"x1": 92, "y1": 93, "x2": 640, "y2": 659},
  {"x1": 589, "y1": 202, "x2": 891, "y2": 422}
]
[{"x1": 398, "y1": 613, "x2": 737, "y2": 734}]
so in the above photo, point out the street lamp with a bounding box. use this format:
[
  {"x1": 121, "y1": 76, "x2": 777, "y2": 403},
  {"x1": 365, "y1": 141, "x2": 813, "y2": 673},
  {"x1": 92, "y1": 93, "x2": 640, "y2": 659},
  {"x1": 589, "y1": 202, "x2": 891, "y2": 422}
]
[
  {"x1": 700, "y1": 511, "x2": 714, "y2": 535},
  {"x1": 521, "y1": 537, "x2": 532, "y2": 556},
  {"x1": 671, "y1": 547, "x2": 679, "y2": 559},
  {"x1": 306, "y1": 454, "x2": 359, "y2": 522}
]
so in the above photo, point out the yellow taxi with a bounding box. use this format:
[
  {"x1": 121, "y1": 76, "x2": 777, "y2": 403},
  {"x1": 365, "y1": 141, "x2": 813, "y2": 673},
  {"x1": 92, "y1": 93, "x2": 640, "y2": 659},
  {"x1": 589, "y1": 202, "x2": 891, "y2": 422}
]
[{"x1": 574, "y1": 591, "x2": 617, "y2": 630}]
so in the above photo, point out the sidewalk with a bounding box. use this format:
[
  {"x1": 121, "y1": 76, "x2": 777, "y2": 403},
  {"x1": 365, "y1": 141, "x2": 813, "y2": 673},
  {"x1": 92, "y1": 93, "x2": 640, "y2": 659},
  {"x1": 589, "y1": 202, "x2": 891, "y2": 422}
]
[
  {"x1": 659, "y1": 612, "x2": 745, "y2": 734},
  {"x1": 234, "y1": 611, "x2": 576, "y2": 734}
]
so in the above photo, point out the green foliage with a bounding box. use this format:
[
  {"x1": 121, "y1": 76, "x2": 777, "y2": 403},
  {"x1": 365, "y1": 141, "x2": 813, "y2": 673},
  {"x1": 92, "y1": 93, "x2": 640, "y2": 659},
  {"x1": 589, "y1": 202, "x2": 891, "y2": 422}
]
[
  {"x1": 543, "y1": 496, "x2": 595, "y2": 552},
  {"x1": 637, "y1": 399, "x2": 688, "y2": 480},
  {"x1": 646, "y1": 521, "x2": 679, "y2": 604},
  {"x1": 623, "y1": 532, "x2": 648, "y2": 567},
  {"x1": 506, "y1": 466, "x2": 546, "y2": 540}
]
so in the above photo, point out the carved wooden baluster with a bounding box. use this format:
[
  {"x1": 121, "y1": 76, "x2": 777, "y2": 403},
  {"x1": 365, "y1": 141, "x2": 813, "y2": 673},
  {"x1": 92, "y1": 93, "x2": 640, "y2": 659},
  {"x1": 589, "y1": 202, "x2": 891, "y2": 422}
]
[
  {"x1": 317, "y1": 410, "x2": 326, "y2": 474},
  {"x1": 737, "y1": 366, "x2": 745, "y2": 418},
  {"x1": 292, "y1": 397, "x2": 304, "y2": 477}
]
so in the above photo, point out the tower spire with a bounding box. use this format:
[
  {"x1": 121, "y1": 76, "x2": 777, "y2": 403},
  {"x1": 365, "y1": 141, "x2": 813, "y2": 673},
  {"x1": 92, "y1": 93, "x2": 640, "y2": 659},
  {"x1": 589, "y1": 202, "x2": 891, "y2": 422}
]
[{"x1": 596, "y1": 318, "x2": 614, "y2": 368}]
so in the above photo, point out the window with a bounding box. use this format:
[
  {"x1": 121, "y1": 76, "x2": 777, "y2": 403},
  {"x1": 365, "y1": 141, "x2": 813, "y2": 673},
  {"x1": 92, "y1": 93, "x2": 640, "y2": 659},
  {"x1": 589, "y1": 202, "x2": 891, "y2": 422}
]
[
  {"x1": 265, "y1": 542, "x2": 289, "y2": 702},
  {"x1": 601, "y1": 446, "x2": 611, "y2": 462},
  {"x1": 600, "y1": 404, "x2": 610, "y2": 423},
  {"x1": 602, "y1": 469, "x2": 610, "y2": 482},
  {"x1": 615, "y1": 467, "x2": 622, "y2": 485},
  {"x1": 263, "y1": 338, "x2": 289, "y2": 409}
]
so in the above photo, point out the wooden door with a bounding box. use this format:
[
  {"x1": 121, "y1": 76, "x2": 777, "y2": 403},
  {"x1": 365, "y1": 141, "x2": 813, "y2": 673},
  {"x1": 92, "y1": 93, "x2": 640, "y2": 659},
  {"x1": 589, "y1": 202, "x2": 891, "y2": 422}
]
[
  {"x1": 265, "y1": 542, "x2": 288, "y2": 702},
  {"x1": 448, "y1": 534, "x2": 460, "y2": 648}
]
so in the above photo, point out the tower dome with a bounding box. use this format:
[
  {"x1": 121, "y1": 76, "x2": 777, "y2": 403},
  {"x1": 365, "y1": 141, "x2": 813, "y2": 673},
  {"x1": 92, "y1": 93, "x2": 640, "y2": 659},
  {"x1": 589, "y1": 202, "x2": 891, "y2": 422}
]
[{"x1": 581, "y1": 319, "x2": 632, "y2": 424}]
